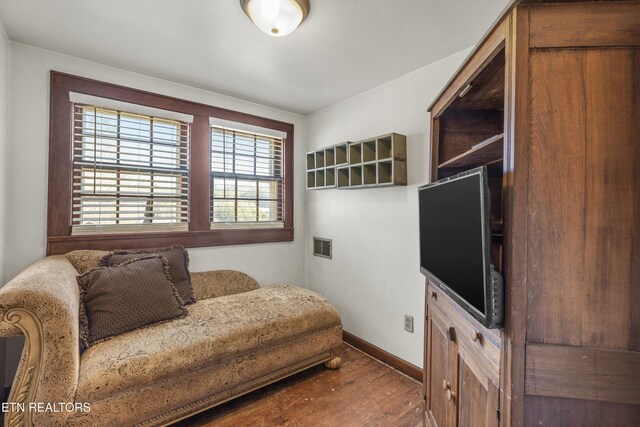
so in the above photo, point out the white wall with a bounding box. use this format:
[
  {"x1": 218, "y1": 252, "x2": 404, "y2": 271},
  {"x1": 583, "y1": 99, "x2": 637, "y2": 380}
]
[
  {"x1": 0, "y1": 20, "x2": 9, "y2": 393},
  {"x1": 305, "y1": 48, "x2": 471, "y2": 367},
  {"x1": 3, "y1": 42, "x2": 308, "y2": 386}
]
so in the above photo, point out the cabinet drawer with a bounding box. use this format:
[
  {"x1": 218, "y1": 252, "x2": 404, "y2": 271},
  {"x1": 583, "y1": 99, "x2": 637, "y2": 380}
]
[{"x1": 427, "y1": 280, "x2": 501, "y2": 383}]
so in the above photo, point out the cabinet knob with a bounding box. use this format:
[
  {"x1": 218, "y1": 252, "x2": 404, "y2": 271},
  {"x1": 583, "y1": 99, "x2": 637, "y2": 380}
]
[
  {"x1": 442, "y1": 380, "x2": 451, "y2": 390},
  {"x1": 430, "y1": 291, "x2": 437, "y2": 300},
  {"x1": 447, "y1": 326, "x2": 456, "y2": 342},
  {"x1": 446, "y1": 389, "x2": 456, "y2": 402},
  {"x1": 471, "y1": 331, "x2": 482, "y2": 343}
]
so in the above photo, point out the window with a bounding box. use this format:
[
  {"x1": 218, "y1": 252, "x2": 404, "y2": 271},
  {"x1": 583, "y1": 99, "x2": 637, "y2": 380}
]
[
  {"x1": 72, "y1": 104, "x2": 189, "y2": 235},
  {"x1": 210, "y1": 126, "x2": 284, "y2": 228},
  {"x1": 48, "y1": 72, "x2": 294, "y2": 254}
]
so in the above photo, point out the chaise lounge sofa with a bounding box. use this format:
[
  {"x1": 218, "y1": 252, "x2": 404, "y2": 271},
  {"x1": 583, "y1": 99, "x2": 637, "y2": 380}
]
[{"x1": 0, "y1": 250, "x2": 343, "y2": 426}]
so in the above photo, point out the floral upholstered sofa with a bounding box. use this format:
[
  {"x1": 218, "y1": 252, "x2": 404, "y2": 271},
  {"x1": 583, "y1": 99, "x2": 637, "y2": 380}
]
[{"x1": 0, "y1": 250, "x2": 342, "y2": 426}]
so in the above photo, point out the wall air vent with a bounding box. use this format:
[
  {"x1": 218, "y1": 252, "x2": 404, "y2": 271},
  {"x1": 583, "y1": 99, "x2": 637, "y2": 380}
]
[{"x1": 313, "y1": 237, "x2": 332, "y2": 259}]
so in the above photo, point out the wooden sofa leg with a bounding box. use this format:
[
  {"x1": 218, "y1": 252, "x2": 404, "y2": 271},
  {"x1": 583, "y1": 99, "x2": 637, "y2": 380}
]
[{"x1": 324, "y1": 356, "x2": 341, "y2": 370}]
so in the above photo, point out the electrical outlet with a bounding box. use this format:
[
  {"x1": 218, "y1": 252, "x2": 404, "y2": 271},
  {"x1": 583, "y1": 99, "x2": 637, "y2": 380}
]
[{"x1": 404, "y1": 314, "x2": 414, "y2": 333}]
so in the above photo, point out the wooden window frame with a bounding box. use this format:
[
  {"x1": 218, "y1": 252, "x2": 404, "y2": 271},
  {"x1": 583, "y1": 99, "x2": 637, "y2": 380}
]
[{"x1": 48, "y1": 71, "x2": 294, "y2": 255}]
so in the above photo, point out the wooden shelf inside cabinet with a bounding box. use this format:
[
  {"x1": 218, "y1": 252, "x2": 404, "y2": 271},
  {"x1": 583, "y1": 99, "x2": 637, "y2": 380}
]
[{"x1": 438, "y1": 133, "x2": 504, "y2": 170}]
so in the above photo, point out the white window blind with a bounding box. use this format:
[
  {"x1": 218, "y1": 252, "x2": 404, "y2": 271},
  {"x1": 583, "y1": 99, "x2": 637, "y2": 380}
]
[
  {"x1": 210, "y1": 126, "x2": 284, "y2": 229},
  {"x1": 69, "y1": 92, "x2": 194, "y2": 123},
  {"x1": 71, "y1": 103, "x2": 190, "y2": 235}
]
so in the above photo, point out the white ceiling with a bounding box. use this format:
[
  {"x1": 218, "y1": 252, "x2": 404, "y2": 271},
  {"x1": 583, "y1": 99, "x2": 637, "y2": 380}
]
[{"x1": 0, "y1": 0, "x2": 509, "y2": 115}]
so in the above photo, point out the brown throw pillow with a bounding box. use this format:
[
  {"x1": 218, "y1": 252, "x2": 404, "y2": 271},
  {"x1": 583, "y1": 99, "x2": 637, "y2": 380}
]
[
  {"x1": 100, "y1": 245, "x2": 195, "y2": 305},
  {"x1": 78, "y1": 256, "x2": 188, "y2": 350}
]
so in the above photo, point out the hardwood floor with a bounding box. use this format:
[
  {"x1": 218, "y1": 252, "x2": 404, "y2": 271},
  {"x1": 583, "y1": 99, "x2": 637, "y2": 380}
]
[{"x1": 174, "y1": 344, "x2": 423, "y2": 426}]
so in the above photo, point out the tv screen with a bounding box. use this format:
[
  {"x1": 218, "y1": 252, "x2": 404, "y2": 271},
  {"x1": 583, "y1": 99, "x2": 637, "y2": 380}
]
[{"x1": 419, "y1": 166, "x2": 502, "y2": 327}]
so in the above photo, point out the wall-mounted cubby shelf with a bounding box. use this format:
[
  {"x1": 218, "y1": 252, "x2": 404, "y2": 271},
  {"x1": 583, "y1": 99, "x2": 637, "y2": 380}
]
[
  {"x1": 307, "y1": 133, "x2": 407, "y2": 190},
  {"x1": 306, "y1": 142, "x2": 350, "y2": 189}
]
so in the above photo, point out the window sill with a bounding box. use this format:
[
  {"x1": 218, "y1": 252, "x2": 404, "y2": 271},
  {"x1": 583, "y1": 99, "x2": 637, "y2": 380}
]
[
  {"x1": 71, "y1": 224, "x2": 190, "y2": 236},
  {"x1": 47, "y1": 228, "x2": 294, "y2": 255},
  {"x1": 210, "y1": 222, "x2": 284, "y2": 230}
]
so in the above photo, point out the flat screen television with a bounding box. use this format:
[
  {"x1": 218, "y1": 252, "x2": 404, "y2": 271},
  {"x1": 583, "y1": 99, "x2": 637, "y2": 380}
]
[{"x1": 418, "y1": 166, "x2": 503, "y2": 328}]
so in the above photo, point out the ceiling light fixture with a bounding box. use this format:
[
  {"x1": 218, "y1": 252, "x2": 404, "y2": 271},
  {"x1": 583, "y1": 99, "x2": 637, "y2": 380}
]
[{"x1": 240, "y1": 0, "x2": 310, "y2": 37}]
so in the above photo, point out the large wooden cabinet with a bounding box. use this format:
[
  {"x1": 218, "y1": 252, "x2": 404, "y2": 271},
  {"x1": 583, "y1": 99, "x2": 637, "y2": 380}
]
[{"x1": 424, "y1": 1, "x2": 640, "y2": 426}]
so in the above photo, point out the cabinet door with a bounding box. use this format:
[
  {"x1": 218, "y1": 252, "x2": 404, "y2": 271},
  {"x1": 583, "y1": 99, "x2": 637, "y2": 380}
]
[
  {"x1": 425, "y1": 311, "x2": 452, "y2": 427},
  {"x1": 455, "y1": 349, "x2": 500, "y2": 427}
]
